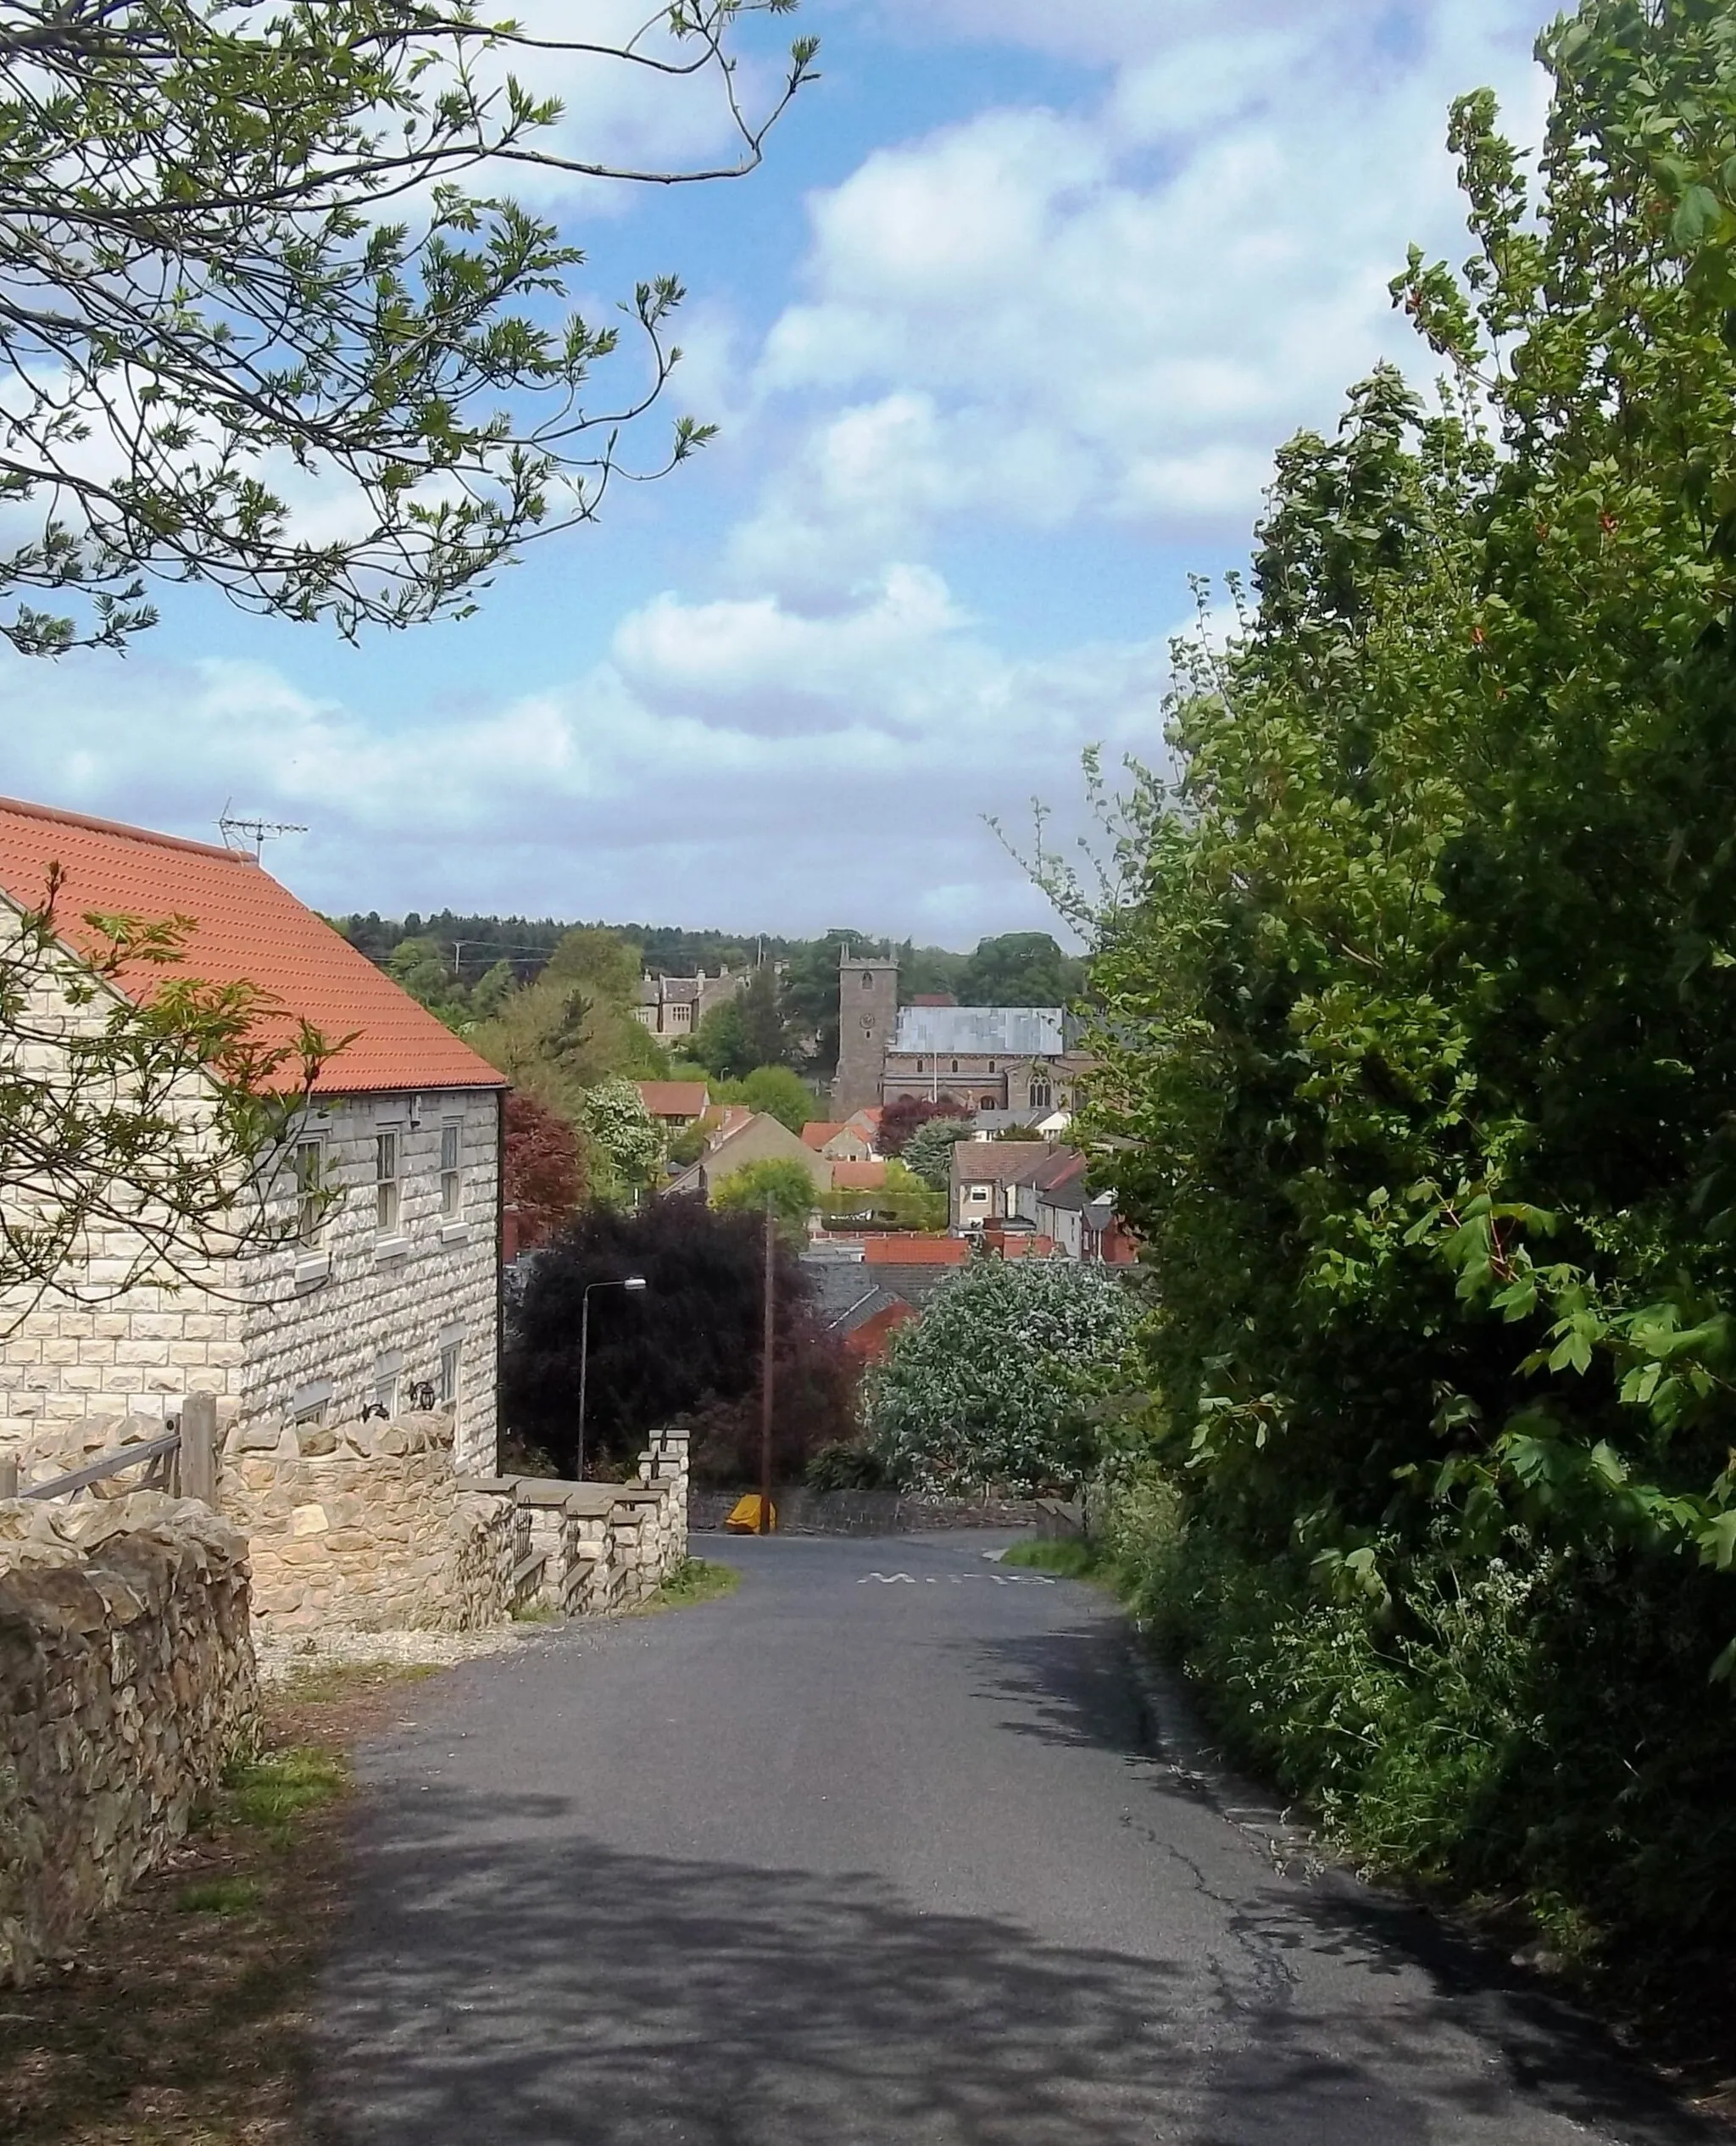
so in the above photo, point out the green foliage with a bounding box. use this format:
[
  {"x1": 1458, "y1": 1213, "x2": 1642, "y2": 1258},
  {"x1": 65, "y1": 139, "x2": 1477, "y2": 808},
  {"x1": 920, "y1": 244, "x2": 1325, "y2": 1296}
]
[
  {"x1": 637, "y1": 1557, "x2": 742, "y2": 1612},
  {"x1": 467, "y1": 927, "x2": 666, "y2": 1133},
  {"x1": 866, "y1": 1260, "x2": 1137, "y2": 1496},
  {"x1": 579, "y1": 1076, "x2": 665, "y2": 1198},
  {"x1": 712, "y1": 1157, "x2": 818, "y2": 1238},
  {"x1": 692, "y1": 995, "x2": 754, "y2": 1081},
  {"x1": 1049, "y1": 0, "x2": 1736, "y2": 1972},
  {"x1": 710, "y1": 1064, "x2": 821, "y2": 1134},
  {"x1": 176, "y1": 1876, "x2": 264, "y2": 1915},
  {"x1": 956, "y1": 933, "x2": 1084, "y2": 1007},
  {"x1": 804, "y1": 1441, "x2": 890, "y2": 1491},
  {"x1": 904, "y1": 1118, "x2": 973, "y2": 1191},
  {"x1": 221, "y1": 1747, "x2": 348, "y2": 1849},
  {"x1": 1000, "y1": 1537, "x2": 1103, "y2": 1580},
  {"x1": 0, "y1": 2, "x2": 816, "y2": 653},
  {"x1": 821, "y1": 1158, "x2": 947, "y2": 1232}
]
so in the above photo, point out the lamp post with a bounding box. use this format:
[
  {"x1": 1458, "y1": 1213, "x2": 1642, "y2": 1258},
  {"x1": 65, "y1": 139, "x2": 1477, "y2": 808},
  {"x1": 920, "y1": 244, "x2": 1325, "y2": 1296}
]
[{"x1": 576, "y1": 1275, "x2": 648, "y2": 1481}]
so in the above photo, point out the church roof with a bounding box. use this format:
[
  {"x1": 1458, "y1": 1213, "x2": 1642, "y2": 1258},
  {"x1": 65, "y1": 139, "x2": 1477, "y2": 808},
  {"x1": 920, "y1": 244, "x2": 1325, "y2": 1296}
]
[{"x1": 888, "y1": 1006, "x2": 1076, "y2": 1056}]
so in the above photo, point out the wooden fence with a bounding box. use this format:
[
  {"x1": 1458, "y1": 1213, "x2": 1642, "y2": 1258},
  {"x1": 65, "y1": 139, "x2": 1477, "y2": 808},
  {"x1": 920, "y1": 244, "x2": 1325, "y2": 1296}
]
[{"x1": 0, "y1": 1391, "x2": 220, "y2": 1508}]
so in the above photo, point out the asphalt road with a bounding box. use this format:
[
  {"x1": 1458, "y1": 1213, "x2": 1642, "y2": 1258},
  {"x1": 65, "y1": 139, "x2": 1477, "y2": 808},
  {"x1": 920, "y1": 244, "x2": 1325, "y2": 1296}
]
[{"x1": 315, "y1": 1531, "x2": 1711, "y2": 2146}]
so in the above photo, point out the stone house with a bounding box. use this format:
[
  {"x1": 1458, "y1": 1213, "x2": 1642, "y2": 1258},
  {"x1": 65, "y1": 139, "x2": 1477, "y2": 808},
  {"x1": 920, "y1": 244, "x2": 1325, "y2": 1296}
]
[
  {"x1": 800, "y1": 1106, "x2": 882, "y2": 1162},
  {"x1": 949, "y1": 1140, "x2": 1054, "y2": 1234},
  {"x1": 634, "y1": 967, "x2": 748, "y2": 1044},
  {"x1": 0, "y1": 796, "x2": 507, "y2": 1476},
  {"x1": 664, "y1": 1110, "x2": 832, "y2": 1201}
]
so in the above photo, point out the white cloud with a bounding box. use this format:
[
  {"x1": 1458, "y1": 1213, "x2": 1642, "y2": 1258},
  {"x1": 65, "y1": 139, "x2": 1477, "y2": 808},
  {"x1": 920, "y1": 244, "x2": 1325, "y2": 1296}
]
[
  {"x1": 731, "y1": 0, "x2": 1546, "y2": 590},
  {"x1": 0, "y1": 573, "x2": 1162, "y2": 941}
]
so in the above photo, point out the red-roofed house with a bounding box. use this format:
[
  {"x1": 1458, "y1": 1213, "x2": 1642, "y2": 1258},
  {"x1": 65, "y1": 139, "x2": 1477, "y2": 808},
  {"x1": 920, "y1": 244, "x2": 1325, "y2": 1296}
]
[
  {"x1": 0, "y1": 796, "x2": 508, "y2": 1473},
  {"x1": 829, "y1": 1159, "x2": 888, "y2": 1194},
  {"x1": 636, "y1": 1080, "x2": 710, "y2": 1129}
]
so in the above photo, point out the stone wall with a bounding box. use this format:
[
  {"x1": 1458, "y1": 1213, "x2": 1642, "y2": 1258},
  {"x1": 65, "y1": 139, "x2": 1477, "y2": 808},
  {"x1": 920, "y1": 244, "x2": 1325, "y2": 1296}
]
[
  {"x1": 0, "y1": 1492, "x2": 257, "y2": 1984},
  {"x1": 0, "y1": 1038, "x2": 502, "y2": 1480},
  {"x1": 220, "y1": 1409, "x2": 689, "y2": 1631},
  {"x1": 220, "y1": 1404, "x2": 515, "y2": 1631}
]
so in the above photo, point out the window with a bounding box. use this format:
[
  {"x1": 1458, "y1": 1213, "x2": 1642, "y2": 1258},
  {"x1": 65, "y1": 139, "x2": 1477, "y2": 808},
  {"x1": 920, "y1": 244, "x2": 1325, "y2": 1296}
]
[
  {"x1": 1030, "y1": 1079, "x2": 1053, "y2": 1111},
  {"x1": 291, "y1": 1379, "x2": 331, "y2": 1428},
  {"x1": 950, "y1": 1059, "x2": 960, "y2": 1073},
  {"x1": 293, "y1": 1139, "x2": 324, "y2": 1246},
  {"x1": 966, "y1": 1185, "x2": 991, "y2": 1205},
  {"x1": 860, "y1": 971, "x2": 874, "y2": 990},
  {"x1": 440, "y1": 1122, "x2": 463, "y2": 1217},
  {"x1": 372, "y1": 1350, "x2": 402, "y2": 1419},
  {"x1": 375, "y1": 1128, "x2": 401, "y2": 1231},
  {"x1": 438, "y1": 1339, "x2": 462, "y2": 1407}
]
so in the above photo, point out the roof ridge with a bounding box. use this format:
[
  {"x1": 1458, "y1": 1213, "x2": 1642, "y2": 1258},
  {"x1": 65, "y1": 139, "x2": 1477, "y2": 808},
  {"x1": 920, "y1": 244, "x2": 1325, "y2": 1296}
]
[{"x1": 0, "y1": 794, "x2": 253, "y2": 865}]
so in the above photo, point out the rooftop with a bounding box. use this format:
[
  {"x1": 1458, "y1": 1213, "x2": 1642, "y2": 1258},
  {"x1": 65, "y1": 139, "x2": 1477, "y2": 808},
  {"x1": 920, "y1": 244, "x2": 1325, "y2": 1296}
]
[
  {"x1": 888, "y1": 1006, "x2": 1080, "y2": 1056},
  {"x1": 0, "y1": 794, "x2": 504, "y2": 1096}
]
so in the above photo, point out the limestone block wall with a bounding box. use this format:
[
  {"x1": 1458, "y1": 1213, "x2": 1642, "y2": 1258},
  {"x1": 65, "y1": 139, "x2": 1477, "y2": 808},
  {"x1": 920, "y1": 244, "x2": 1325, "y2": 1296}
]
[
  {"x1": 0, "y1": 1491, "x2": 257, "y2": 1985},
  {"x1": 0, "y1": 1064, "x2": 503, "y2": 1480},
  {"x1": 220, "y1": 1406, "x2": 515, "y2": 1632}
]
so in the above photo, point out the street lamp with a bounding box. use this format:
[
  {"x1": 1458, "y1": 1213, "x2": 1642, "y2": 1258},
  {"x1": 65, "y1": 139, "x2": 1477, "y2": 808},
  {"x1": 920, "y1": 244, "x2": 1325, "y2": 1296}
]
[{"x1": 576, "y1": 1275, "x2": 648, "y2": 1481}]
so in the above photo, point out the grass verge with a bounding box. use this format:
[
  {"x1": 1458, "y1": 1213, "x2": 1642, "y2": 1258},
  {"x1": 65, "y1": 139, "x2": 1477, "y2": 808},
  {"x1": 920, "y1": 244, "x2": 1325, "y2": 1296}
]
[
  {"x1": 1001, "y1": 1536, "x2": 1111, "y2": 1582},
  {"x1": 631, "y1": 1555, "x2": 741, "y2": 1614},
  {"x1": 0, "y1": 1658, "x2": 437, "y2": 2145}
]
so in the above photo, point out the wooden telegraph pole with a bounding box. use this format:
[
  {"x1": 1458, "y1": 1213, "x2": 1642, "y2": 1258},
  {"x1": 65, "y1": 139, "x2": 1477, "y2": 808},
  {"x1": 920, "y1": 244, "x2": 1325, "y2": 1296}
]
[{"x1": 759, "y1": 1196, "x2": 776, "y2": 1534}]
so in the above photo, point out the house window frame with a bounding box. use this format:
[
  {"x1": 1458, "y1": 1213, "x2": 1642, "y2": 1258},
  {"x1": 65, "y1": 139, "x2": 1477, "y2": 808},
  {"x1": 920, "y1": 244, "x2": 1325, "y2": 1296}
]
[
  {"x1": 375, "y1": 1125, "x2": 402, "y2": 1233},
  {"x1": 440, "y1": 1118, "x2": 464, "y2": 1218},
  {"x1": 437, "y1": 1337, "x2": 462, "y2": 1407},
  {"x1": 292, "y1": 1136, "x2": 326, "y2": 1246},
  {"x1": 372, "y1": 1349, "x2": 403, "y2": 1419}
]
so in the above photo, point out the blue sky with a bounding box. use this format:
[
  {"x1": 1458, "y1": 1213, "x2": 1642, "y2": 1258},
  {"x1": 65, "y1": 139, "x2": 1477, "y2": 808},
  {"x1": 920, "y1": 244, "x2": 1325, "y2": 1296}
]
[{"x1": 0, "y1": 0, "x2": 1550, "y2": 946}]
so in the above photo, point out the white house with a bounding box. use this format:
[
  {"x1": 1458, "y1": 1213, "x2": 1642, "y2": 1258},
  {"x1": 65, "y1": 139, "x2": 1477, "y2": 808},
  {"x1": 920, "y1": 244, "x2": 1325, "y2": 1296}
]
[{"x1": 0, "y1": 797, "x2": 508, "y2": 1475}]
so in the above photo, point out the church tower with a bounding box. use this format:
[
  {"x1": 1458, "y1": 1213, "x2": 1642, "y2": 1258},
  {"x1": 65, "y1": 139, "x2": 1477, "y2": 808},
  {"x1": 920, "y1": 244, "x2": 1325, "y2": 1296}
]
[{"x1": 832, "y1": 949, "x2": 899, "y2": 1118}]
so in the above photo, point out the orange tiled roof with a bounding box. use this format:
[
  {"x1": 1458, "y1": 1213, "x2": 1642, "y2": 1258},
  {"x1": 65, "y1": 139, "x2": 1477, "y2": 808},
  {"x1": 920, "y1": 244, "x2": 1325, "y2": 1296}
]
[
  {"x1": 830, "y1": 1159, "x2": 888, "y2": 1191},
  {"x1": 0, "y1": 794, "x2": 505, "y2": 1096},
  {"x1": 801, "y1": 1121, "x2": 844, "y2": 1150},
  {"x1": 637, "y1": 1081, "x2": 709, "y2": 1118}
]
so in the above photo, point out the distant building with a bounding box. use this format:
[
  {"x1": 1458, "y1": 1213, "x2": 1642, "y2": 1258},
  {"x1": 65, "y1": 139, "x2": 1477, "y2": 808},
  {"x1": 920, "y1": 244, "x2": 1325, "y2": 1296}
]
[
  {"x1": 830, "y1": 950, "x2": 1088, "y2": 1124},
  {"x1": 635, "y1": 967, "x2": 748, "y2": 1044},
  {"x1": 636, "y1": 1080, "x2": 710, "y2": 1130}
]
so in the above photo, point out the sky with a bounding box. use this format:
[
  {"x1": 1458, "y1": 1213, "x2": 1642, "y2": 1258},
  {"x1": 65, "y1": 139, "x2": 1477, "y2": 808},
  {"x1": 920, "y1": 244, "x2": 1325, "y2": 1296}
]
[{"x1": 0, "y1": 0, "x2": 1552, "y2": 948}]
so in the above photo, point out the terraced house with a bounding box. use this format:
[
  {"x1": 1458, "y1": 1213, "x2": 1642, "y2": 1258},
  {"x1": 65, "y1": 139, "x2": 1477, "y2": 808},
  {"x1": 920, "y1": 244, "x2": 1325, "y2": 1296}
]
[{"x1": 0, "y1": 797, "x2": 506, "y2": 1475}]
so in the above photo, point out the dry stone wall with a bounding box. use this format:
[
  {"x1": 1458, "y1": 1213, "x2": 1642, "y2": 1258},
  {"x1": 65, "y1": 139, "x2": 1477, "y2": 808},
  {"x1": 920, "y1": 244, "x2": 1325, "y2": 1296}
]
[
  {"x1": 0, "y1": 1492, "x2": 257, "y2": 1984},
  {"x1": 220, "y1": 1405, "x2": 515, "y2": 1631}
]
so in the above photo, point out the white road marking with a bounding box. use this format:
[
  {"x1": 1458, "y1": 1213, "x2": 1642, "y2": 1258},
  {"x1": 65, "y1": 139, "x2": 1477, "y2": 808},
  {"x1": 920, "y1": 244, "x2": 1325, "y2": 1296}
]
[{"x1": 855, "y1": 1572, "x2": 1058, "y2": 1586}]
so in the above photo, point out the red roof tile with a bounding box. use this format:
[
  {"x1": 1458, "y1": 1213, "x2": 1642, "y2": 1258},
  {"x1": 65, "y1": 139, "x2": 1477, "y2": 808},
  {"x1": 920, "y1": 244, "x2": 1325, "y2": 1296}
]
[
  {"x1": 801, "y1": 1121, "x2": 845, "y2": 1150},
  {"x1": 637, "y1": 1081, "x2": 709, "y2": 1118},
  {"x1": 0, "y1": 794, "x2": 505, "y2": 1096},
  {"x1": 862, "y1": 1235, "x2": 968, "y2": 1265},
  {"x1": 830, "y1": 1159, "x2": 888, "y2": 1191}
]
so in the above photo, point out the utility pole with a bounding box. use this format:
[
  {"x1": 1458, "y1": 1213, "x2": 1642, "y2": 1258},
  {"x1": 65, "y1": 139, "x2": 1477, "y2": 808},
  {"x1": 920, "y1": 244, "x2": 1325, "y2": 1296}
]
[{"x1": 759, "y1": 1196, "x2": 776, "y2": 1535}]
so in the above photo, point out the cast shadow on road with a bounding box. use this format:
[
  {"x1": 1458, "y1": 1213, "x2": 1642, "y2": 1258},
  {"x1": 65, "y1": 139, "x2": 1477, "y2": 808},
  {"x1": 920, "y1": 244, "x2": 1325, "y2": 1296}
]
[
  {"x1": 961, "y1": 1622, "x2": 1715, "y2": 2146},
  {"x1": 314, "y1": 1777, "x2": 1712, "y2": 2146}
]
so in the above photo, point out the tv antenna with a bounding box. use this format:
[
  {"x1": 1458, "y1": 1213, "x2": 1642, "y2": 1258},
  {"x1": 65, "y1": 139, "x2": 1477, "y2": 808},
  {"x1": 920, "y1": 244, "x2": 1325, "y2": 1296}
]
[{"x1": 217, "y1": 804, "x2": 308, "y2": 861}]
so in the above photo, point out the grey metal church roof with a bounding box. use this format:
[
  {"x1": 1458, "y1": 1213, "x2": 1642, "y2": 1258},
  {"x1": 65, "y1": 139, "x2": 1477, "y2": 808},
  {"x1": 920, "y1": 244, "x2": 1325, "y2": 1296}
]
[{"x1": 888, "y1": 1006, "x2": 1071, "y2": 1056}]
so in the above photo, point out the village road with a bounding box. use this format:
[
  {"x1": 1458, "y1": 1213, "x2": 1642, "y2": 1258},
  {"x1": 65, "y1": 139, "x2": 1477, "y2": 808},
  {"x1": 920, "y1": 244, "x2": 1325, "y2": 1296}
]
[{"x1": 315, "y1": 1531, "x2": 1711, "y2": 2146}]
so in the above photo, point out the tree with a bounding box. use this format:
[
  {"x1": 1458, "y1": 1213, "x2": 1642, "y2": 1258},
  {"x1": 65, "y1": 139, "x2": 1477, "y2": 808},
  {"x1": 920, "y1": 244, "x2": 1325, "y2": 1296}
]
[
  {"x1": 691, "y1": 994, "x2": 753, "y2": 1081},
  {"x1": 0, "y1": 1, "x2": 815, "y2": 653},
  {"x1": 866, "y1": 1261, "x2": 1136, "y2": 1496},
  {"x1": 878, "y1": 1094, "x2": 969, "y2": 1157},
  {"x1": 956, "y1": 934, "x2": 1082, "y2": 1008},
  {"x1": 822, "y1": 1158, "x2": 946, "y2": 1233},
  {"x1": 708, "y1": 1063, "x2": 819, "y2": 1134},
  {"x1": 1052, "y1": 0, "x2": 1736, "y2": 1965},
  {"x1": 0, "y1": 876, "x2": 334, "y2": 1311},
  {"x1": 469, "y1": 959, "x2": 517, "y2": 1023},
  {"x1": 504, "y1": 1091, "x2": 587, "y2": 1255},
  {"x1": 503, "y1": 1195, "x2": 852, "y2": 1477},
  {"x1": 712, "y1": 1157, "x2": 817, "y2": 1240},
  {"x1": 468, "y1": 926, "x2": 665, "y2": 1117},
  {"x1": 904, "y1": 1117, "x2": 972, "y2": 1192},
  {"x1": 779, "y1": 929, "x2": 871, "y2": 1075},
  {"x1": 579, "y1": 1076, "x2": 664, "y2": 1199},
  {"x1": 737, "y1": 963, "x2": 793, "y2": 1067}
]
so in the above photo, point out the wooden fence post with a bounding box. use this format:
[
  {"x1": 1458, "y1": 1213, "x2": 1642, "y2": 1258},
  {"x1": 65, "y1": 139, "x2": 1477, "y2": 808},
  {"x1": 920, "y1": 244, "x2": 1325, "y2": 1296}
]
[
  {"x1": 0, "y1": 1454, "x2": 16, "y2": 1500},
  {"x1": 179, "y1": 1392, "x2": 220, "y2": 1510}
]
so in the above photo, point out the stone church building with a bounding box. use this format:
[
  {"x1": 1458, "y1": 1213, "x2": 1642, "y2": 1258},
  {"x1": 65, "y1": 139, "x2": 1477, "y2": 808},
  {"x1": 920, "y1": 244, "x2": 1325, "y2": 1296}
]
[{"x1": 830, "y1": 950, "x2": 1088, "y2": 1122}]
